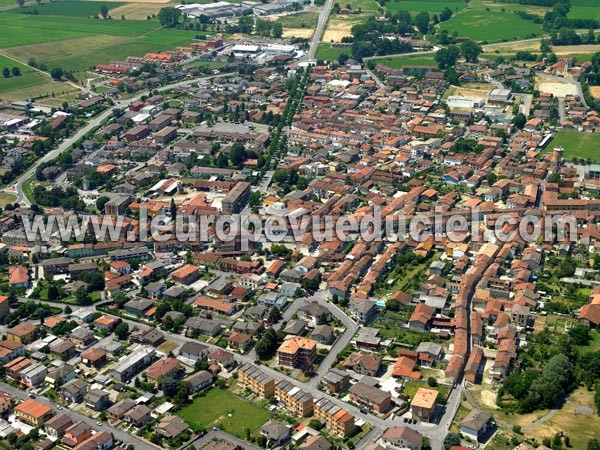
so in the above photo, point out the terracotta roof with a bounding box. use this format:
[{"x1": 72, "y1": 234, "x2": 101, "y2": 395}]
[
  {"x1": 15, "y1": 399, "x2": 52, "y2": 418},
  {"x1": 411, "y1": 388, "x2": 438, "y2": 409}
]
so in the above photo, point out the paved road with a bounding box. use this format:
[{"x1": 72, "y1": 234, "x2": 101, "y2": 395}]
[
  {"x1": 0, "y1": 381, "x2": 160, "y2": 450},
  {"x1": 307, "y1": 0, "x2": 335, "y2": 61}
]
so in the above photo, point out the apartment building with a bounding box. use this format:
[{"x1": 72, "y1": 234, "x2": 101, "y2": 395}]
[
  {"x1": 221, "y1": 181, "x2": 251, "y2": 214},
  {"x1": 277, "y1": 336, "x2": 317, "y2": 368},
  {"x1": 275, "y1": 379, "x2": 314, "y2": 417},
  {"x1": 313, "y1": 398, "x2": 355, "y2": 437},
  {"x1": 348, "y1": 382, "x2": 392, "y2": 414},
  {"x1": 110, "y1": 347, "x2": 155, "y2": 382},
  {"x1": 238, "y1": 363, "x2": 275, "y2": 398}
]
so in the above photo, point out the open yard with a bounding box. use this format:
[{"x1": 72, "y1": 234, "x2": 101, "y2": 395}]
[
  {"x1": 177, "y1": 387, "x2": 272, "y2": 437},
  {"x1": 521, "y1": 388, "x2": 600, "y2": 450},
  {"x1": 278, "y1": 11, "x2": 319, "y2": 39},
  {"x1": 541, "y1": 131, "x2": 600, "y2": 162},
  {"x1": 316, "y1": 43, "x2": 351, "y2": 61},
  {"x1": 438, "y1": 10, "x2": 543, "y2": 42},
  {"x1": 0, "y1": 193, "x2": 16, "y2": 207},
  {"x1": 370, "y1": 53, "x2": 436, "y2": 69}
]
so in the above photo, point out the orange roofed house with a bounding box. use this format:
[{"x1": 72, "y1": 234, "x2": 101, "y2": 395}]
[
  {"x1": 411, "y1": 388, "x2": 438, "y2": 423},
  {"x1": 170, "y1": 264, "x2": 200, "y2": 285},
  {"x1": 7, "y1": 322, "x2": 37, "y2": 344},
  {"x1": 15, "y1": 399, "x2": 53, "y2": 426},
  {"x1": 277, "y1": 336, "x2": 317, "y2": 369},
  {"x1": 146, "y1": 357, "x2": 180, "y2": 384}
]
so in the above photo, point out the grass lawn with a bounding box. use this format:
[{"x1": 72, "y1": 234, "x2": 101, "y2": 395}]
[
  {"x1": 178, "y1": 387, "x2": 272, "y2": 437},
  {"x1": 21, "y1": 176, "x2": 35, "y2": 204},
  {"x1": 402, "y1": 380, "x2": 450, "y2": 403},
  {"x1": 541, "y1": 130, "x2": 600, "y2": 162},
  {"x1": 439, "y1": 10, "x2": 543, "y2": 42},
  {"x1": 0, "y1": 193, "x2": 16, "y2": 207},
  {"x1": 370, "y1": 53, "x2": 436, "y2": 69},
  {"x1": 579, "y1": 330, "x2": 600, "y2": 354},
  {"x1": 316, "y1": 43, "x2": 351, "y2": 61}
]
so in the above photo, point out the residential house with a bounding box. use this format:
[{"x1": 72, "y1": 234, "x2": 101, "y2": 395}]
[
  {"x1": 60, "y1": 379, "x2": 87, "y2": 403},
  {"x1": 349, "y1": 382, "x2": 392, "y2": 413}
]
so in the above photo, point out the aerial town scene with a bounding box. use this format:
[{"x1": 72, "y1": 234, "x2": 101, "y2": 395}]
[{"x1": 0, "y1": 0, "x2": 600, "y2": 449}]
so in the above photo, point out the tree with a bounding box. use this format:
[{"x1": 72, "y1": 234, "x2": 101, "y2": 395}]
[
  {"x1": 435, "y1": 45, "x2": 460, "y2": 69},
  {"x1": 47, "y1": 284, "x2": 59, "y2": 300},
  {"x1": 50, "y1": 67, "x2": 64, "y2": 81},
  {"x1": 568, "y1": 324, "x2": 591, "y2": 345},
  {"x1": 427, "y1": 376, "x2": 438, "y2": 387},
  {"x1": 541, "y1": 38, "x2": 552, "y2": 54},
  {"x1": 100, "y1": 3, "x2": 109, "y2": 18},
  {"x1": 2, "y1": 68, "x2": 9, "y2": 78},
  {"x1": 415, "y1": 11, "x2": 430, "y2": 34},
  {"x1": 460, "y1": 40, "x2": 482, "y2": 63},
  {"x1": 513, "y1": 112, "x2": 527, "y2": 129},
  {"x1": 487, "y1": 172, "x2": 497, "y2": 185},
  {"x1": 115, "y1": 322, "x2": 129, "y2": 340},
  {"x1": 271, "y1": 21, "x2": 283, "y2": 38},
  {"x1": 162, "y1": 376, "x2": 178, "y2": 397},
  {"x1": 444, "y1": 433, "x2": 461, "y2": 450},
  {"x1": 170, "y1": 198, "x2": 177, "y2": 220},
  {"x1": 238, "y1": 16, "x2": 254, "y2": 34},
  {"x1": 27, "y1": 57, "x2": 37, "y2": 67},
  {"x1": 157, "y1": 7, "x2": 181, "y2": 28},
  {"x1": 229, "y1": 142, "x2": 246, "y2": 167},
  {"x1": 385, "y1": 299, "x2": 399, "y2": 311},
  {"x1": 249, "y1": 191, "x2": 261, "y2": 208},
  {"x1": 96, "y1": 195, "x2": 110, "y2": 212},
  {"x1": 589, "y1": 439, "x2": 600, "y2": 450},
  {"x1": 16, "y1": 0, "x2": 24, "y2": 7},
  {"x1": 75, "y1": 287, "x2": 92, "y2": 306},
  {"x1": 269, "y1": 307, "x2": 282, "y2": 324},
  {"x1": 11, "y1": 67, "x2": 21, "y2": 77},
  {"x1": 64, "y1": 305, "x2": 73, "y2": 315}
]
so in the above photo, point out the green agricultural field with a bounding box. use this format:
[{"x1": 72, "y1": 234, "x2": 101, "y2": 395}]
[
  {"x1": 7, "y1": 0, "x2": 125, "y2": 17},
  {"x1": 569, "y1": 6, "x2": 600, "y2": 21},
  {"x1": 0, "y1": 54, "x2": 51, "y2": 98},
  {"x1": 316, "y1": 43, "x2": 351, "y2": 61},
  {"x1": 0, "y1": 11, "x2": 204, "y2": 75},
  {"x1": 0, "y1": 14, "x2": 159, "y2": 49},
  {"x1": 177, "y1": 388, "x2": 271, "y2": 437},
  {"x1": 345, "y1": 0, "x2": 380, "y2": 13},
  {"x1": 572, "y1": 0, "x2": 599, "y2": 6},
  {"x1": 370, "y1": 53, "x2": 436, "y2": 68},
  {"x1": 386, "y1": 0, "x2": 464, "y2": 14},
  {"x1": 542, "y1": 130, "x2": 600, "y2": 162},
  {"x1": 438, "y1": 10, "x2": 543, "y2": 42}
]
